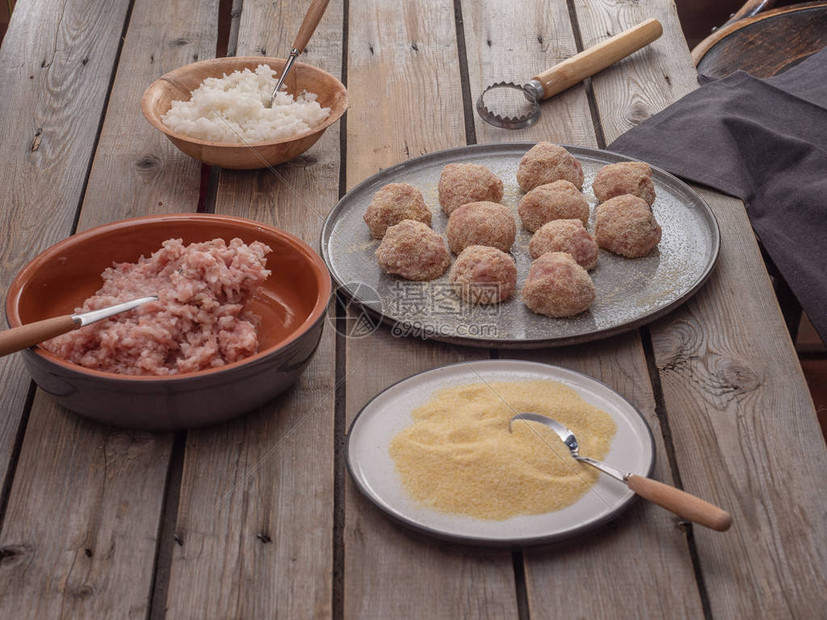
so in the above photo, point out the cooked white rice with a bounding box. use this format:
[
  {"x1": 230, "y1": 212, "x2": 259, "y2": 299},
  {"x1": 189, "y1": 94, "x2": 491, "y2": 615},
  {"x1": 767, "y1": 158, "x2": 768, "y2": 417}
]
[{"x1": 162, "y1": 64, "x2": 331, "y2": 144}]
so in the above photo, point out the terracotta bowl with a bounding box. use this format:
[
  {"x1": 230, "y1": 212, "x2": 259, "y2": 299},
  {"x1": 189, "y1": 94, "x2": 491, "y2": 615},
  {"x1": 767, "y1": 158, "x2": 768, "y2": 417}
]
[
  {"x1": 4, "y1": 214, "x2": 332, "y2": 431},
  {"x1": 141, "y1": 56, "x2": 347, "y2": 169}
]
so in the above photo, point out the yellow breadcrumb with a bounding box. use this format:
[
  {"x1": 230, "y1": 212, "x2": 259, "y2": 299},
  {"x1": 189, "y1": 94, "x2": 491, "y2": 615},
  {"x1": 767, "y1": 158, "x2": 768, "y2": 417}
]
[{"x1": 389, "y1": 380, "x2": 617, "y2": 520}]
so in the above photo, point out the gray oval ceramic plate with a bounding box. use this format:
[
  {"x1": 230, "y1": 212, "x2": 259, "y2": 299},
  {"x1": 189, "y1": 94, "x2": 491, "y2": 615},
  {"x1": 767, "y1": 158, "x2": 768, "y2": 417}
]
[
  {"x1": 321, "y1": 143, "x2": 720, "y2": 348},
  {"x1": 346, "y1": 360, "x2": 656, "y2": 547}
]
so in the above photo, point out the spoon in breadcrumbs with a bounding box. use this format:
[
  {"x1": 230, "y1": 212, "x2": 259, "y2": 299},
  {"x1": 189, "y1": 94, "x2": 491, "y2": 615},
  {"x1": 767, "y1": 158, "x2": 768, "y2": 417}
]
[{"x1": 509, "y1": 413, "x2": 733, "y2": 531}]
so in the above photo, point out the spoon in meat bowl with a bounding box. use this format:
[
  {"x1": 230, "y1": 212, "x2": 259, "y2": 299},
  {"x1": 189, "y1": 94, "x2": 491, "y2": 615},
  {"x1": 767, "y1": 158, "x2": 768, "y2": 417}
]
[
  {"x1": 509, "y1": 413, "x2": 733, "y2": 531},
  {"x1": 0, "y1": 296, "x2": 158, "y2": 357}
]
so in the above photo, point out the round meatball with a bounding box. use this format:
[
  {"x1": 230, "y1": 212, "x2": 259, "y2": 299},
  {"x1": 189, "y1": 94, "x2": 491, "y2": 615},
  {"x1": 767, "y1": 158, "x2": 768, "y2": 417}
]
[
  {"x1": 518, "y1": 180, "x2": 590, "y2": 233},
  {"x1": 522, "y1": 252, "x2": 595, "y2": 318},
  {"x1": 450, "y1": 245, "x2": 517, "y2": 304},
  {"x1": 364, "y1": 182, "x2": 432, "y2": 239},
  {"x1": 529, "y1": 219, "x2": 599, "y2": 270},
  {"x1": 438, "y1": 163, "x2": 504, "y2": 215},
  {"x1": 376, "y1": 220, "x2": 451, "y2": 281},
  {"x1": 594, "y1": 195, "x2": 662, "y2": 258},
  {"x1": 445, "y1": 201, "x2": 516, "y2": 254},
  {"x1": 517, "y1": 142, "x2": 584, "y2": 192},
  {"x1": 592, "y1": 162, "x2": 656, "y2": 206}
]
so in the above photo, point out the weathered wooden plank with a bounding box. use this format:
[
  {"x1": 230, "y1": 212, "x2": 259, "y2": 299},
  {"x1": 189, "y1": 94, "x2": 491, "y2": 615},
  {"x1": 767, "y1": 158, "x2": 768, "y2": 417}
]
[
  {"x1": 0, "y1": 0, "x2": 219, "y2": 617},
  {"x1": 512, "y1": 339, "x2": 705, "y2": 618},
  {"x1": 576, "y1": 0, "x2": 827, "y2": 615},
  {"x1": 78, "y1": 0, "x2": 220, "y2": 224},
  {"x1": 161, "y1": 1, "x2": 343, "y2": 617},
  {"x1": 0, "y1": 397, "x2": 173, "y2": 619},
  {"x1": 342, "y1": 0, "x2": 518, "y2": 617},
  {"x1": 0, "y1": 0, "x2": 132, "y2": 522},
  {"x1": 462, "y1": 0, "x2": 704, "y2": 616}
]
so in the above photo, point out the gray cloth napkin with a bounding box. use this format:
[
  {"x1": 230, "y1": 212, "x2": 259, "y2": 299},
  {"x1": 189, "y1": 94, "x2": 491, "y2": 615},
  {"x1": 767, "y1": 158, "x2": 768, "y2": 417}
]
[{"x1": 609, "y1": 48, "x2": 827, "y2": 341}]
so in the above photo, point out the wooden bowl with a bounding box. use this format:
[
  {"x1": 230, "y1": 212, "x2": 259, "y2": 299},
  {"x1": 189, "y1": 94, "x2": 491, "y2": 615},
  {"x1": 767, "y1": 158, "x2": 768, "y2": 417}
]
[
  {"x1": 141, "y1": 56, "x2": 347, "y2": 169},
  {"x1": 5, "y1": 214, "x2": 332, "y2": 430}
]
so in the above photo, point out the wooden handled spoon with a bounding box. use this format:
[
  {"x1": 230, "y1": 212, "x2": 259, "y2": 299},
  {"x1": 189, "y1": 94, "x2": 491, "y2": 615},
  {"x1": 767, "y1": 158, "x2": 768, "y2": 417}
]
[
  {"x1": 0, "y1": 295, "x2": 158, "y2": 357},
  {"x1": 269, "y1": 0, "x2": 332, "y2": 104},
  {"x1": 510, "y1": 412, "x2": 733, "y2": 531}
]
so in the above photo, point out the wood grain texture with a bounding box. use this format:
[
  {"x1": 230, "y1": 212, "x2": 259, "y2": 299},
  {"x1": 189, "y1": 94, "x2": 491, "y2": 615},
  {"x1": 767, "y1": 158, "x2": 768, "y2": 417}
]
[
  {"x1": 79, "y1": 0, "x2": 220, "y2": 225},
  {"x1": 693, "y1": 2, "x2": 827, "y2": 75},
  {"x1": 578, "y1": 0, "x2": 827, "y2": 615},
  {"x1": 345, "y1": 335, "x2": 510, "y2": 619},
  {"x1": 0, "y1": 396, "x2": 172, "y2": 618},
  {"x1": 516, "y1": 338, "x2": 705, "y2": 619},
  {"x1": 463, "y1": 1, "x2": 705, "y2": 615},
  {"x1": 161, "y1": 1, "x2": 344, "y2": 617},
  {"x1": 0, "y1": 0, "x2": 218, "y2": 617},
  {"x1": 342, "y1": 0, "x2": 517, "y2": 617},
  {"x1": 466, "y1": 0, "x2": 599, "y2": 144},
  {"x1": 0, "y1": 0, "x2": 132, "y2": 522}
]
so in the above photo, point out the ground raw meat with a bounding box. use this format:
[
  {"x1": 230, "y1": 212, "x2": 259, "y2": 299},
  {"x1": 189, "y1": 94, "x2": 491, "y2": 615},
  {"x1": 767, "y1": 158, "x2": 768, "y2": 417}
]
[
  {"x1": 375, "y1": 219, "x2": 451, "y2": 281},
  {"x1": 445, "y1": 201, "x2": 516, "y2": 254},
  {"x1": 518, "y1": 180, "x2": 590, "y2": 232},
  {"x1": 516, "y1": 142, "x2": 584, "y2": 192},
  {"x1": 592, "y1": 161, "x2": 656, "y2": 206},
  {"x1": 364, "y1": 182, "x2": 432, "y2": 239},
  {"x1": 594, "y1": 194, "x2": 662, "y2": 258},
  {"x1": 42, "y1": 238, "x2": 272, "y2": 376},
  {"x1": 450, "y1": 245, "x2": 517, "y2": 304},
  {"x1": 438, "y1": 163, "x2": 504, "y2": 215},
  {"x1": 522, "y1": 252, "x2": 595, "y2": 317},
  {"x1": 529, "y1": 219, "x2": 599, "y2": 270}
]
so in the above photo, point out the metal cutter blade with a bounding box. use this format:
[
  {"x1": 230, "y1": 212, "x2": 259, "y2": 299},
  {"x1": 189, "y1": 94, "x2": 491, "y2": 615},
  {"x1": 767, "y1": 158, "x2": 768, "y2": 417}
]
[{"x1": 476, "y1": 81, "x2": 542, "y2": 130}]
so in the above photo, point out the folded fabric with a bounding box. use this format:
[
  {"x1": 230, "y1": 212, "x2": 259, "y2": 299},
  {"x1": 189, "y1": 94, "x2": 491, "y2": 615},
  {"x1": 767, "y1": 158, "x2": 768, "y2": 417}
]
[{"x1": 609, "y1": 48, "x2": 827, "y2": 342}]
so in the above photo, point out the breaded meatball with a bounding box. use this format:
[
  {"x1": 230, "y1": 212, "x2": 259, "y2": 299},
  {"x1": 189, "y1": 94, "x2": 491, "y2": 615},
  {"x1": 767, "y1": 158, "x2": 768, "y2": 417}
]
[
  {"x1": 445, "y1": 201, "x2": 516, "y2": 254},
  {"x1": 594, "y1": 195, "x2": 662, "y2": 258},
  {"x1": 592, "y1": 162, "x2": 656, "y2": 206},
  {"x1": 522, "y1": 252, "x2": 595, "y2": 318},
  {"x1": 450, "y1": 245, "x2": 518, "y2": 304},
  {"x1": 517, "y1": 180, "x2": 590, "y2": 232},
  {"x1": 438, "y1": 163, "x2": 504, "y2": 215},
  {"x1": 529, "y1": 219, "x2": 599, "y2": 270},
  {"x1": 517, "y1": 142, "x2": 584, "y2": 192},
  {"x1": 376, "y1": 220, "x2": 451, "y2": 281},
  {"x1": 364, "y1": 182, "x2": 432, "y2": 239}
]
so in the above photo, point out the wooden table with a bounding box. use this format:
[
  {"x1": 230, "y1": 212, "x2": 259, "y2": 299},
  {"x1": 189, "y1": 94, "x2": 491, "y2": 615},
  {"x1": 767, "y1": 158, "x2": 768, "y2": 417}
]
[{"x1": 1, "y1": 0, "x2": 824, "y2": 617}]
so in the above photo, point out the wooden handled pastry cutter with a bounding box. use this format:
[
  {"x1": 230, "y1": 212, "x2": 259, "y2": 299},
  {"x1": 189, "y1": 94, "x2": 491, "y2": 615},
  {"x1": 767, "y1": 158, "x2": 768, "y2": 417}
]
[{"x1": 477, "y1": 19, "x2": 663, "y2": 129}]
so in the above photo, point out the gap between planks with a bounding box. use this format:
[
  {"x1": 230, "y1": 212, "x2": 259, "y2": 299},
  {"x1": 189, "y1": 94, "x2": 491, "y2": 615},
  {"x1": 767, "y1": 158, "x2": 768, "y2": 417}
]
[
  {"x1": 147, "y1": 2, "x2": 237, "y2": 617},
  {"x1": 332, "y1": 1, "x2": 350, "y2": 619}
]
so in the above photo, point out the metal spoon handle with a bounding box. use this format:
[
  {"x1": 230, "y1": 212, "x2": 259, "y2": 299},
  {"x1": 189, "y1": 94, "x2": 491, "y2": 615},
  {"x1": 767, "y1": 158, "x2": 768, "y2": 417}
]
[
  {"x1": 626, "y1": 474, "x2": 733, "y2": 532},
  {"x1": 0, "y1": 315, "x2": 79, "y2": 356}
]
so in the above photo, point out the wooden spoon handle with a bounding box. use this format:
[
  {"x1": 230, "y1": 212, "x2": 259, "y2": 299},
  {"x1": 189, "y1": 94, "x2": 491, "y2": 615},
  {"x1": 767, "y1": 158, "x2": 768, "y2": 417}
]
[
  {"x1": 0, "y1": 315, "x2": 79, "y2": 357},
  {"x1": 626, "y1": 474, "x2": 733, "y2": 531},
  {"x1": 292, "y1": 0, "x2": 331, "y2": 53},
  {"x1": 532, "y1": 18, "x2": 663, "y2": 100}
]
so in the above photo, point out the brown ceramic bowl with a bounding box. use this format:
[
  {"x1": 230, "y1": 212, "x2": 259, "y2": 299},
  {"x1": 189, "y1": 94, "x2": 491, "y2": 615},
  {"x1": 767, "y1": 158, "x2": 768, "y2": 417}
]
[
  {"x1": 141, "y1": 56, "x2": 347, "y2": 169},
  {"x1": 4, "y1": 214, "x2": 332, "y2": 431}
]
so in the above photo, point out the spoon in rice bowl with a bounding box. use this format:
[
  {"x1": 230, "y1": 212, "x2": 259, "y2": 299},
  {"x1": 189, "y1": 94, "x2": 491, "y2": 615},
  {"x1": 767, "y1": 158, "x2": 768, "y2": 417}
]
[
  {"x1": 0, "y1": 296, "x2": 158, "y2": 357},
  {"x1": 269, "y1": 0, "x2": 331, "y2": 106}
]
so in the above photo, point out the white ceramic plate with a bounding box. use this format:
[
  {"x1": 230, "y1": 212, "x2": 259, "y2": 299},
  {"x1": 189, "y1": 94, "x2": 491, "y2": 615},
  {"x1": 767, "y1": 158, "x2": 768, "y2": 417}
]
[{"x1": 346, "y1": 360, "x2": 655, "y2": 546}]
